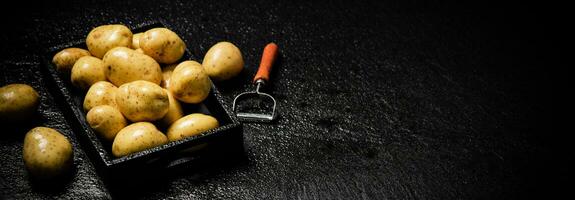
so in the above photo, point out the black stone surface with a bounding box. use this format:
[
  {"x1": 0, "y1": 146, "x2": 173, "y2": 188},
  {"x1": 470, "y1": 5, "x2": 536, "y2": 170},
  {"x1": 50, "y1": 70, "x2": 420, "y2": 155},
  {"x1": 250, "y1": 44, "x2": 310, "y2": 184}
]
[{"x1": 1, "y1": 0, "x2": 568, "y2": 199}]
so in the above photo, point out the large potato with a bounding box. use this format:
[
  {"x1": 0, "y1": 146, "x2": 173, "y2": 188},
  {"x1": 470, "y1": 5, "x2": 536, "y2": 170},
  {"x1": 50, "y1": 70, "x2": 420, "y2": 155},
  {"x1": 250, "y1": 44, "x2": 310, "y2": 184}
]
[
  {"x1": 169, "y1": 61, "x2": 211, "y2": 103},
  {"x1": 159, "y1": 89, "x2": 183, "y2": 127},
  {"x1": 132, "y1": 32, "x2": 143, "y2": 49},
  {"x1": 160, "y1": 63, "x2": 177, "y2": 88},
  {"x1": 87, "y1": 105, "x2": 127, "y2": 141},
  {"x1": 167, "y1": 113, "x2": 218, "y2": 142},
  {"x1": 86, "y1": 24, "x2": 133, "y2": 58},
  {"x1": 115, "y1": 80, "x2": 169, "y2": 122},
  {"x1": 71, "y1": 56, "x2": 107, "y2": 90},
  {"x1": 140, "y1": 28, "x2": 186, "y2": 64},
  {"x1": 202, "y1": 42, "x2": 244, "y2": 81},
  {"x1": 23, "y1": 127, "x2": 73, "y2": 179},
  {"x1": 112, "y1": 122, "x2": 168, "y2": 157},
  {"x1": 103, "y1": 47, "x2": 162, "y2": 86},
  {"x1": 83, "y1": 81, "x2": 117, "y2": 112},
  {"x1": 0, "y1": 84, "x2": 39, "y2": 122},
  {"x1": 52, "y1": 48, "x2": 91, "y2": 72}
]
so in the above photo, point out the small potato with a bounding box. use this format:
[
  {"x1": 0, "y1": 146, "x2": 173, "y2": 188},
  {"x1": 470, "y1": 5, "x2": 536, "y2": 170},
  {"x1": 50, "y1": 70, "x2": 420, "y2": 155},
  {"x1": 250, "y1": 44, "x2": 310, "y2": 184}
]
[
  {"x1": 103, "y1": 47, "x2": 162, "y2": 86},
  {"x1": 169, "y1": 61, "x2": 211, "y2": 103},
  {"x1": 83, "y1": 81, "x2": 117, "y2": 112},
  {"x1": 116, "y1": 80, "x2": 169, "y2": 122},
  {"x1": 23, "y1": 127, "x2": 73, "y2": 179},
  {"x1": 140, "y1": 28, "x2": 186, "y2": 64},
  {"x1": 87, "y1": 105, "x2": 127, "y2": 141},
  {"x1": 112, "y1": 122, "x2": 168, "y2": 157},
  {"x1": 0, "y1": 84, "x2": 40, "y2": 122},
  {"x1": 132, "y1": 32, "x2": 143, "y2": 49},
  {"x1": 52, "y1": 48, "x2": 91, "y2": 72},
  {"x1": 159, "y1": 89, "x2": 183, "y2": 127},
  {"x1": 202, "y1": 42, "x2": 244, "y2": 81},
  {"x1": 71, "y1": 56, "x2": 106, "y2": 90},
  {"x1": 167, "y1": 113, "x2": 218, "y2": 142},
  {"x1": 86, "y1": 24, "x2": 133, "y2": 58},
  {"x1": 160, "y1": 63, "x2": 178, "y2": 88}
]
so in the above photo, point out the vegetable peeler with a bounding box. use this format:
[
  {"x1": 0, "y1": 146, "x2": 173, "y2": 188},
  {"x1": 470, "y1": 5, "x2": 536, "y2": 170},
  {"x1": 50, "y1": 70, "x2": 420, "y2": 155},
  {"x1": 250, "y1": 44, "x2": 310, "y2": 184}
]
[{"x1": 232, "y1": 43, "x2": 278, "y2": 122}]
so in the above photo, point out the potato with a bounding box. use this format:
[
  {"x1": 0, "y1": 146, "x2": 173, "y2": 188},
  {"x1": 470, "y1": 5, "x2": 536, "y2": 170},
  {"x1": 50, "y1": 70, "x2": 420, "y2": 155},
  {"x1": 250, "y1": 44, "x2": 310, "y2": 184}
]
[
  {"x1": 71, "y1": 56, "x2": 107, "y2": 90},
  {"x1": 86, "y1": 105, "x2": 127, "y2": 141},
  {"x1": 83, "y1": 81, "x2": 117, "y2": 112},
  {"x1": 135, "y1": 48, "x2": 144, "y2": 54},
  {"x1": 103, "y1": 47, "x2": 162, "y2": 86},
  {"x1": 86, "y1": 24, "x2": 133, "y2": 58},
  {"x1": 0, "y1": 84, "x2": 40, "y2": 122},
  {"x1": 159, "y1": 89, "x2": 183, "y2": 127},
  {"x1": 169, "y1": 61, "x2": 211, "y2": 103},
  {"x1": 132, "y1": 32, "x2": 143, "y2": 49},
  {"x1": 115, "y1": 80, "x2": 169, "y2": 122},
  {"x1": 202, "y1": 42, "x2": 244, "y2": 81},
  {"x1": 112, "y1": 122, "x2": 168, "y2": 157},
  {"x1": 23, "y1": 127, "x2": 73, "y2": 179},
  {"x1": 167, "y1": 113, "x2": 218, "y2": 142},
  {"x1": 52, "y1": 48, "x2": 91, "y2": 72},
  {"x1": 160, "y1": 63, "x2": 177, "y2": 88},
  {"x1": 140, "y1": 28, "x2": 186, "y2": 64}
]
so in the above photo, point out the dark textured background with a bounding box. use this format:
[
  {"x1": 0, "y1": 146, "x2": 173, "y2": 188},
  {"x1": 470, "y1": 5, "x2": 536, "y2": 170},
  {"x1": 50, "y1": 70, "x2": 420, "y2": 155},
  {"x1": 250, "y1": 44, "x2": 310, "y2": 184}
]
[{"x1": 1, "y1": 0, "x2": 568, "y2": 199}]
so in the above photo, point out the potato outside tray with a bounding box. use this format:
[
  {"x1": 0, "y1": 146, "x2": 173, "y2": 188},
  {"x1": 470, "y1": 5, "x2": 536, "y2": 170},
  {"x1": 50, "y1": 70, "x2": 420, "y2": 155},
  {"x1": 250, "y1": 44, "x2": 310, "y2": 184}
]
[{"x1": 40, "y1": 20, "x2": 243, "y2": 178}]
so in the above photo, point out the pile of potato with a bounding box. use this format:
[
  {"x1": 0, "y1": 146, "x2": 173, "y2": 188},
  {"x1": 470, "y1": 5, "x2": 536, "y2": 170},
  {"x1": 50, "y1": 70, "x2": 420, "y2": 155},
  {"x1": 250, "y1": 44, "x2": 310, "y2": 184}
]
[
  {"x1": 52, "y1": 24, "x2": 244, "y2": 158},
  {"x1": 0, "y1": 23, "x2": 244, "y2": 180}
]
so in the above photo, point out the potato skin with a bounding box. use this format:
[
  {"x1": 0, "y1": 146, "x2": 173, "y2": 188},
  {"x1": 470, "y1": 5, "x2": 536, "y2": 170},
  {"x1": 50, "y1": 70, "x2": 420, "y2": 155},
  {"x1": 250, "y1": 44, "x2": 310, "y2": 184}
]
[
  {"x1": 112, "y1": 122, "x2": 168, "y2": 157},
  {"x1": 140, "y1": 28, "x2": 186, "y2": 64},
  {"x1": 160, "y1": 63, "x2": 178, "y2": 88},
  {"x1": 86, "y1": 24, "x2": 133, "y2": 58},
  {"x1": 135, "y1": 48, "x2": 144, "y2": 54},
  {"x1": 87, "y1": 105, "x2": 127, "y2": 141},
  {"x1": 115, "y1": 80, "x2": 169, "y2": 122},
  {"x1": 168, "y1": 61, "x2": 211, "y2": 103},
  {"x1": 159, "y1": 89, "x2": 183, "y2": 127},
  {"x1": 52, "y1": 48, "x2": 91, "y2": 72},
  {"x1": 71, "y1": 56, "x2": 107, "y2": 90},
  {"x1": 202, "y1": 42, "x2": 244, "y2": 81},
  {"x1": 167, "y1": 113, "x2": 218, "y2": 142},
  {"x1": 23, "y1": 127, "x2": 73, "y2": 179},
  {"x1": 103, "y1": 47, "x2": 162, "y2": 86},
  {"x1": 0, "y1": 84, "x2": 40, "y2": 122},
  {"x1": 132, "y1": 32, "x2": 143, "y2": 49},
  {"x1": 83, "y1": 81, "x2": 117, "y2": 112}
]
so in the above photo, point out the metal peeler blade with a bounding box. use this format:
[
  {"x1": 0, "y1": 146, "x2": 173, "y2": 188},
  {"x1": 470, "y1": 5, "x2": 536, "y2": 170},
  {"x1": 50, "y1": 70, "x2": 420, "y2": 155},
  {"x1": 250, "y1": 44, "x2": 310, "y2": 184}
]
[{"x1": 233, "y1": 43, "x2": 279, "y2": 122}]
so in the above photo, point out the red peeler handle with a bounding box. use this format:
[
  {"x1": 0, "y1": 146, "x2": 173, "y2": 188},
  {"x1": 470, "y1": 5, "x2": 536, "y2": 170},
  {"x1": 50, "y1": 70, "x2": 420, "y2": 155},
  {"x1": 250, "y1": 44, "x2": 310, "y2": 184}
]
[{"x1": 253, "y1": 42, "x2": 278, "y2": 83}]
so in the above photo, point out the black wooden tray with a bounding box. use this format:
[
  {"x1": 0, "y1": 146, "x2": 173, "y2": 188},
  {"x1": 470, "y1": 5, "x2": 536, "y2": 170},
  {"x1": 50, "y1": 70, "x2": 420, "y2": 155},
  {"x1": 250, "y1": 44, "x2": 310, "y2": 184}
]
[{"x1": 40, "y1": 20, "x2": 243, "y2": 177}]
